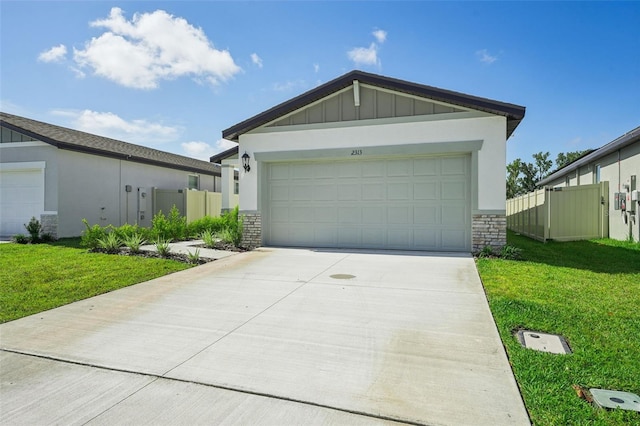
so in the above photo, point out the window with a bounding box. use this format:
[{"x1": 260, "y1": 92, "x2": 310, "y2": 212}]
[
  {"x1": 594, "y1": 164, "x2": 601, "y2": 183},
  {"x1": 0, "y1": 127, "x2": 37, "y2": 143},
  {"x1": 188, "y1": 175, "x2": 199, "y2": 190},
  {"x1": 234, "y1": 182, "x2": 239, "y2": 194},
  {"x1": 565, "y1": 175, "x2": 571, "y2": 187}
]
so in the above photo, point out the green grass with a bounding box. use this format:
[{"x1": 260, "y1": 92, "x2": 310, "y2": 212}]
[
  {"x1": 0, "y1": 238, "x2": 190, "y2": 323},
  {"x1": 477, "y1": 232, "x2": 640, "y2": 425}
]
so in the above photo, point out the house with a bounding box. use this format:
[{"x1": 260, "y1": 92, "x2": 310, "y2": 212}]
[
  {"x1": 0, "y1": 112, "x2": 223, "y2": 238},
  {"x1": 222, "y1": 70, "x2": 526, "y2": 252},
  {"x1": 537, "y1": 126, "x2": 640, "y2": 241}
]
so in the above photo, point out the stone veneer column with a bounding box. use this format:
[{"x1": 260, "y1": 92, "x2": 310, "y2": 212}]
[
  {"x1": 472, "y1": 214, "x2": 506, "y2": 253},
  {"x1": 40, "y1": 213, "x2": 58, "y2": 239},
  {"x1": 240, "y1": 211, "x2": 262, "y2": 248}
]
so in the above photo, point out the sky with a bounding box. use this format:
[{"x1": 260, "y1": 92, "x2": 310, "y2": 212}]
[{"x1": 1, "y1": 1, "x2": 639, "y2": 166}]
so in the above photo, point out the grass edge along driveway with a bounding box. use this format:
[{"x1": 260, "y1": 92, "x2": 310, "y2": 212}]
[
  {"x1": 0, "y1": 239, "x2": 190, "y2": 323},
  {"x1": 477, "y1": 232, "x2": 639, "y2": 425}
]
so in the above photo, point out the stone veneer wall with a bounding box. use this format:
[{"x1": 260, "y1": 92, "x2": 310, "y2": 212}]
[
  {"x1": 40, "y1": 213, "x2": 58, "y2": 239},
  {"x1": 472, "y1": 214, "x2": 506, "y2": 253},
  {"x1": 241, "y1": 212, "x2": 262, "y2": 248}
]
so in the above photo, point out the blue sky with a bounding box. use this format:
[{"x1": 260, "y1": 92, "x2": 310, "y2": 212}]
[{"x1": 1, "y1": 1, "x2": 638, "y2": 165}]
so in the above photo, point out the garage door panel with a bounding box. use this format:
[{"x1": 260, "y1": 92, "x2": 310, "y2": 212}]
[
  {"x1": 441, "y1": 229, "x2": 467, "y2": 250},
  {"x1": 313, "y1": 184, "x2": 336, "y2": 201},
  {"x1": 441, "y1": 181, "x2": 467, "y2": 199},
  {"x1": 338, "y1": 163, "x2": 360, "y2": 178},
  {"x1": 290, "y1": 206, "x2": 313, "y2": 223},
  {"x1": 265, "y1": 155, "x2": 470, "y2": 251},
  {"x1": 362, "y1": 228, "x2": 385, "y2": 246},
  {"x1": 290, "y1": 185, "x2": 312, "y2": 201},
  {"x1": 414, "y1": 206, "x2": 440, "y2": 224},
  {"x1": 362, "y1": 206, "x2": 385, "y2": 224},
  {"x1": 387, "y1": 159, "x2": 411, "y2": 176},
  {"x1": 413, "y1": 158, "x2": 439, "y2": 176},
  {"x1": 313, "y1": 207, "x2": 337, "y2": 223},
  {"x1": 414, "y1": 229, "x2": 439, "y2": 248},
  {"x1": 441, "y1": 207, "x2": 467, "y2": 226},
  {"x1": 362, "y1": 161, "x2": 384, "y2": 177},
  {"x1": 270, "y1": 186, "x2": 289, "y2": 201},
  {"x1": 338, "y1": 206, "x2": 361, "y2": 224},
  {"x1": 388, "y1": 182, "x2": 411, "y2": 200},
  {"x1": 338, "y1": 184, "x2": 360, "y2": 201},
  {"x1": 388, "y1": 229, "x2": 412, "y2": 247},
  {"x1": 441, "y1": 157, "x2": 467, "y2": 175},
  {"x1": 414, "y1": 182, "x2": 439, "y2": 200},
  {"x1": 362, "y1": 184, "x2": 384, "y2": 201},
  {"x1": 388, "y1": 206, "x2": 411, "y2": 224},
  {"x1": 269, "y1": 164, "x2": 289, "y2": 180}
]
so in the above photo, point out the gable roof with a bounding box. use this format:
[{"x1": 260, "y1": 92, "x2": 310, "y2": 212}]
[
  {"x1": 1, "y1": 112, "x2": 220, "y2": 176},
  {"x1": 537, "y1": 125, "x2": 640, "y2": 186},
  {"x1": 222, "y1": 70, "x2": 526, "y2": 141},
  {"x1": 209, "y1": 145, "x2": 239, "y2": 164}
]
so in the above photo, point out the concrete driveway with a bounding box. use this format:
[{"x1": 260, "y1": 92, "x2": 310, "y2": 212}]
[{"x1": 0, "y1": 248, "x2": 530, "y2": 425}]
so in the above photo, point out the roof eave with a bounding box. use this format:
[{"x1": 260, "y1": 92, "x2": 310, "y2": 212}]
[{"x1": 537, "y1": 126, "x2": 640, "y2": 186}]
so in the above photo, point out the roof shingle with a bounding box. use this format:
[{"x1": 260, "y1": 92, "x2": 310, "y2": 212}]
[{"x1": 1, "y1": 112, "x2": 220, "y2": 176}]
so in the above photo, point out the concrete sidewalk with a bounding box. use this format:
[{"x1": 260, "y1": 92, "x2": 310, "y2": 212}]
[{"x1": 0, "y1": 248, "x2": 530, "y2": 425}]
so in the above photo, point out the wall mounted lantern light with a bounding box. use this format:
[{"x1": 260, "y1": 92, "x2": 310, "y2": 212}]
[{"x1": 242, "y1": 151, "x2": 251, "y2": 173}]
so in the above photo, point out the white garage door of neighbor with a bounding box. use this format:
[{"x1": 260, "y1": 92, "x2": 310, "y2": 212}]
[
  {"x1": 266, "y1": 155, "x2": 471, "y2": 251},
  {"x1": 0, "y1": 169, "x2": 45, "y2": 236}
]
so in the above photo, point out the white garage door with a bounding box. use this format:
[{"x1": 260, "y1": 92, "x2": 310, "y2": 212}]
[
  {"x1": 0, "y1": 168, "x2": 45, "y2": 236},
  {"x1": 265, "y1": 154, "x2": 471, "y2": 251}
]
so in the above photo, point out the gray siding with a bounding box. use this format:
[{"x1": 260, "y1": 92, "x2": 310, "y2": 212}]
[{"x1": 268, "y1": 85, "x2": 465, "y2": 128}]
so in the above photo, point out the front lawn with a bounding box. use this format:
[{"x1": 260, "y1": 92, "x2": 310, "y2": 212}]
[
  {"x1": 477, "y1": 232, "x2": 640, "y2": 425},
  {"x1": 0, "y1": 239, "x2": 190, "y2": 323}
]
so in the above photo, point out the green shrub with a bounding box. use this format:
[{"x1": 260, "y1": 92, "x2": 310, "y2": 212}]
[
  {"x1": 80, "y1": 219, "x2": 108, "y2": 249},
  {"x1": 97, "y1": 233, "x2": 122, "y2": 254},
  {"x1": 12, "y1": 234, "x2": 30, "y2": 244},
  {"x1": 188, "y1": 215, "x2": 226, "y2": 237},
  {"x1": 500, "y1": 244, "x2": 523, "y2": 260},
  {"x1": 155, "y1": 239, "x2": 172, "y2": 257},
  {"x1": 112, "y1": 223, "x2": 150, "y2": 241},
  {"x1": 151, "y1": 205, "x2": 187, "y2": 241},
  {"x1": 123, "y1": 233, "x2": 146, "y2": 253},
  {"x1": 477, "y1": 246, "x2": 494, "y2": 258},
  {"x1": 187, "y1": 249, "x2": 200, "y2": 264},
  {"x1": 200, "y1": 229, "x2": 216, "y2": 248},
  {"x1": 40, "y1": 233, "x2": 56, "y2": 243},
  {"x1": 24, "y1": 217, "x2": 41, "y2": 243}
]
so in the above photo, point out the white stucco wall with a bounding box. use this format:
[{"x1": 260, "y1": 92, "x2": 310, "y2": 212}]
[
  {"x1": 238, "y1": 114, "x2": 507, "y2": 213},
  {"x1": 56, "y1": 150, "x2": 217, "y2": 237}
]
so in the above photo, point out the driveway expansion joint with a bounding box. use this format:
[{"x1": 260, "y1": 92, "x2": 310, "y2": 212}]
[{"x1": 2, "y1": 349, "x2": 423, "y2": 426}]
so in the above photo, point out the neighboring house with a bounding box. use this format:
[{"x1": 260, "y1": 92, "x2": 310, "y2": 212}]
[
  {"x1": 0, "y1": 112, "x2": 223, "y2": 238},
  {"x1": 537, "y1": 126, "x2": 640, "y2": 241},
  {"x1": 222, "y1": 70, "x2": 526, "y2": 252}
]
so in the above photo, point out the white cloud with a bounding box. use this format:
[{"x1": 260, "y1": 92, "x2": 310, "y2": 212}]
[
  {"x1": 38, "y1": 44, "x2": 68, "y2": 63},
  {"x1": 272, "y1": 80, "x2": 305, "y2": 92},
  {"x1": 476, "y1": 49, "x2": 497, "y2": 64},
  {"x1": 372, "y1": 29, "x2": 387, "y2": 44},
  {"x1": 51, "y1": 109, "x2": 180, "y2": 145},
  {"x1": 182, "y1": 139, "x2": 237, "y2": 160},
  {"x1": 250, "y1": 53, "x2": 263, "y2": 68},
  {"x1": 348, "y1": 43, "x2": 379, "y2": 66},
  {"x1": 73, "y1": 7, "x2": 241, "y2": 89},
  {"x1": 313, "y1": 63, "x2": 319, "y2": 73}
]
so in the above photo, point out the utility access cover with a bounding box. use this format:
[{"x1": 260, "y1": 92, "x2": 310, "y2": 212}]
[
  {"x1": 516, "y1": 330, "x2": 571, "y2": 354},
  {"x1": 590, "y1": 388, "x2": 640, "y2": 412}
]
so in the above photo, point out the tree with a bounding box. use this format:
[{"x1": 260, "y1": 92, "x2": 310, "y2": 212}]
[
  {"x1": 506, "y1": 150, "x2": 587, "y2": 198},
  {"x1": 555, "y1": 150, "x2": 591, "y2": 170}
]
